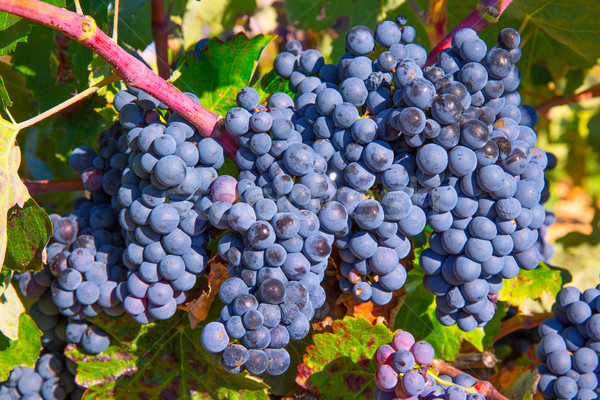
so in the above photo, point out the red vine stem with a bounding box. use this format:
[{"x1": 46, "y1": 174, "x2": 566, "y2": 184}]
[
  {"x1": 151, "y1": 0, "x2": 171, "y2": 79},
  {"x1": 23, "y1": 179, "x2": 84, "y2": 195},
  {"x1": 431, "y1": 359, "x2": 510, "y2": 400},
  {"x1": 535, "y1": 83, "x2": 600, "y2": 115},
  {"x1": 0, "y1": 0, "x2": 222, "y2": 138},
  {"x1": 425, "y1": 0, "x2": 514, "y2": 66}
]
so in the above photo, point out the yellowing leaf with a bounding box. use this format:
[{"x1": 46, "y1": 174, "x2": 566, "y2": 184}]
[
  {"x1": 0, "y1": 117, "x2": 29, "y2": 272},
  {"x1": 499, "y1": 263, "x2": 563, "y2": 306},
  {"x1": 0, "y1": 282, "x2": 24, "y2": 340}
]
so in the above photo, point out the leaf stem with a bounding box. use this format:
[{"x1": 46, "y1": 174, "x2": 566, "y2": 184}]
[
  {"x1": 112, "y1": 0, "x2": 120, "y2": 42},
  {"x1": 73, "y1": 0, "x2": 83, "y2": 15},
  {"x1": 151, "y1": 0, "x2": 171, "y2": 79},
  {"x1": 0, "y1": 0, "x2": 222, "y2": 137},
  {"x1": 425, "y1": 0, "x2": 514, "y2": 66},
  {"x1": 23, "y1": 179, "x2": 84, "y2": 195},
  {"x1": 16, "y1": 75, "x2": 121, "y2": 130},
  {"x1": 428, "y1": 371, "x2": 478, "y2": 393}
]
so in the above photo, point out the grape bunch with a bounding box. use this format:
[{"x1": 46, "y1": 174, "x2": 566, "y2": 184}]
[
  {"x1": 271, "y1": 17, "x2": 549, "y2": 330},
  {"x1": 271, "y1": 22, "x2": 434, "y2": 305},
  {"x1": 537, "y1": 284, "x2": 600, "y2": 400},
  {"x1": 0, "y1": 354, "x2": 83, "y2": 400},
  {"x1": 17, "y1": 127, "x2": 129, "y2": 321},
  {"x1": 200, "y1": 85, "x2": 339, "y2": 375},
  {"x1": 0, "y1": 295, "x2": 112, "y2": 399},
  {"x1": 273, "y1": 17, "x2": 548, "y2": 328},
  {"x1": 416, "y1": 28, "x2": 549, "y2": 331},
  {"x1": 374, "y1": 330, "x2": 483, "y2": 399},
  {"x1": 114, "y1": 88, "x2": 225, "y2": 324}
]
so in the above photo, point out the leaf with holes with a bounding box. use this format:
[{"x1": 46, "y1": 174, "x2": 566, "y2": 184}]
[
  {"x1": 0, "y1": 311, "x2": 42, "y2": 381},
  {"x1": 175, "y1": 34, "x2": 274, "y2": 116},
  {"x1": 296, "y1": 317, "x2": 393, "y2": 397},
  {"x1": 66, "y1": 311, "x2": 269, "y2": 399},
  {"x1": 499, "y1": 262, "x2": 563, "y2": 306}
]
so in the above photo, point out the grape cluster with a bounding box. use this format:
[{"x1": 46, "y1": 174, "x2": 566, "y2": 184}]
[
  {"x1": 0, "y1": 354, "x2": 83, "y2": 400},
  {"x1": 114, "y1": 88, "x2": 224, "y2": 324},
  {"x1": 416, "y1": 28, "x2": 550, "y2": 331},
  {"x1": 374, "y1": 331, "x2": 483, "y2": 399},
  {"x1": 271, "y1": 22, "x2": 433, "y2": 305},
  {"x1": 270, "y1": 18, "x2": 549, "y2": 331},
  {"x1": 17, "y1": 127, "x2": 129, "y2": 321},
  {"x1": 200, "y1": 84, "x2": 338, "y2": 375},
  {"x1": 537, "y1": 285, "x2": 600, "y2": 400},
  {"x1": 0, "y1": 294, "x2": 112, "y2": 399}
]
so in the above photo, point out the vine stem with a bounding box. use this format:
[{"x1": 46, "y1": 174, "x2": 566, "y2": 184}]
[
  {"x1": 23, "y1": 179, "x2": 84, "y2": 195},
  {"x1": 492, "y1": 312, "x2": 554, "y2": 342},
  {"x1": 535, "y1": 83, "x2": 600, "y2": 114},
  {"x1": 425, "y1": 0, "x2": 514, "y2": 66},
  {"x1": 0, "y1": 0, "x2": 222, "y2": 138},
  {"x1": 151, "y1": 0, "x2": 171, "y2": 79},
  {"x1": 16, "y1": 75, "x2": 120, "y2": 130},
  {"x1": 431, "y1": 359, "x2": 510, "y2": 400}
]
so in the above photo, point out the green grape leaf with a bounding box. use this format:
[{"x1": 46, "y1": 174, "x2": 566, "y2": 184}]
[
  {"x1": 0, "y1": 0, "x2": 65, "y2": 56},
  {"x1": 175, "y1": 34, "x2": 275, "y2": 116},
  {"x1": 253, "y1": 69, "x2": 294, "y2": 104},
  {"x1": 0, "y1": 75, "x2": 12, "y2": 113},
  {"x1": 506, "y1": 0, "x2": 600, "y2": 64},
  {"x1": 4, "y1": 198, "x2": 52, "y2": 273},
  {"x1": 182, "y1": 0, "x2": 257, "y2": 50},
  {"x1": 296, "y1": 317, "x2": 393, "y2": 398},
  {"x1": 394, "y1": 268, "x2": 484, "y2": 361},
  {"x1": 64, "y1": 344, "x2": 138, "y2": 388},
  {"x1": 66, "y1": 311, "x2": 269, "y2": 399},
  {"x1": 499, "y1": 263, "x2": 563, "y2": 306},
  {"x1": 11, "y1": 25, "x2": 86, "y2": 112},
  {"x1": 0, "y1": 282, "x2": 24, "y2": 340},
  {"x1": 0, "y1": 118, "x2": 30, "y2": 272},
  {"x1": 0, "y1": 311, "x2": 43, "y2": 381}
]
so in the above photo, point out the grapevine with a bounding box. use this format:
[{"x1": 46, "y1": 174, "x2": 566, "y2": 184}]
[{"x1": 0, "y1": 0, "x2": 598, "y2": 399}]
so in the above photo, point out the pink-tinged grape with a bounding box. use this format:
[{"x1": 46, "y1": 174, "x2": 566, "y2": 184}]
[
  {"x1": 392, "y1": 331, "x2": 415, "y2": 351},
  {"x1": 374, "y1": 344, "x2": 395, "y2": 366},
  {"x1": 411, "y1": 341, "x2": 435, "y2": 365},
  {"x1": 211, "y1": 175, "x2": 238, "y2": 204},
  {"x1": 375, "y1": 364, "x2": 398, "y2": 391}
]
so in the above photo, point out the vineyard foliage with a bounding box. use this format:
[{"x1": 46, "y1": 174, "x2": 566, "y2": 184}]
[{"x1": 0, "y1": 0, "x2": 599, "y2": 398}]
